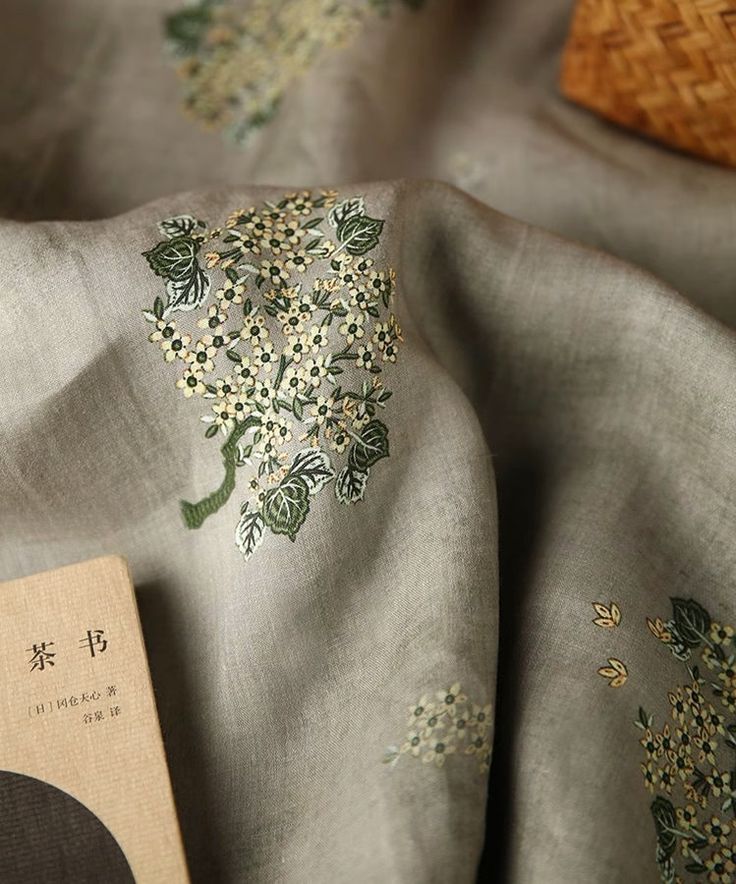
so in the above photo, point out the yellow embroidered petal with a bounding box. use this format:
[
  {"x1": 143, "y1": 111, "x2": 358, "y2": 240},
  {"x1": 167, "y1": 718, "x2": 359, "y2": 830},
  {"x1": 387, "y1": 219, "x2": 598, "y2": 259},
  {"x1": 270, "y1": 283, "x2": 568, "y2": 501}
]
[
  {"x1": 646, "y1": 617, "x2": 672, "y2": 642},
  {"x1": 597, "y1": 659, "x2": 628, "y2": 687},
  {"x1": 592, "y1": 601, "x2": 621, "y2": 628}
]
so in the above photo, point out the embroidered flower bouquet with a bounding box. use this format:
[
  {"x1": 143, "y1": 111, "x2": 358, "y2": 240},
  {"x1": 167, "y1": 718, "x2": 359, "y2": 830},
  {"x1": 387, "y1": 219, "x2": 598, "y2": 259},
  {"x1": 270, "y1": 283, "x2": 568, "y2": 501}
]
[{"x1": 142, "y1": 190, "x2": 402, "y2": 561}]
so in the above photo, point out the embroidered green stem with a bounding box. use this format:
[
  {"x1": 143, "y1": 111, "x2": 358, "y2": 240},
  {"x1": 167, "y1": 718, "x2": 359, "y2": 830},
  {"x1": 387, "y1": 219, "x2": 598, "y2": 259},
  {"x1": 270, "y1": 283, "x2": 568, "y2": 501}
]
[{"x1": 180, "y1": 416, "x2": 260, "y2": 529}]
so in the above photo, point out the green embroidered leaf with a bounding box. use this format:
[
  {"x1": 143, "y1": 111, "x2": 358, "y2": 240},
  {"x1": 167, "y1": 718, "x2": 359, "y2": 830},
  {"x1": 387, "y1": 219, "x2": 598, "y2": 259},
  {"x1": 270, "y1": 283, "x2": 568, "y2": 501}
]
[
  {"x1": 288, "y1": 448, "x2": 334, "y2": 495},
  {"x1": 328, "y1": 197, "x2": 365, "y2": 229},
  {"x1": 235, "y1": 508, "x2": 265, "y2": 561},
  {"x1": 262, "y1": 475, "x2": 310, "y2": 541},
  {"x1": 348, "y1": 419, "x2": 389, "y2": 472},
  {"x1": 336, "y1": 214, "x2": 384, "y2": 256},
  {"x1": 204, "y1": 424, "x2": 218, "y2": 439},
  {"x1": 143, "y1": 237, "x2": 196, "y2": 278},
  {"x1": 650, "y1": 797, "x2": 677, "y2": 861},
  {"x1": 670, "y1": 598, "x2": 711, "y2": 649},
  {"x1": 166, "y1": 265, "x2": 210, "y2": 314},
  {"x1": 335, "y1": 465, "x2": 369, "y2": 504},
  {"x1": 292, "y1": 397, "x2": 304, "y2": 421},
  {"x1": 158, "y1": 215, "x2": 200, "y2": 239},
  {"x1": 153, "y1": 297, "x2": 165, "y2": 320},
  {"x1": 164, "y1": 3, "x2": 213, "y2": 55},
  {"x1": 143, "y1": 235, "x2": 211, "y2": 314}
]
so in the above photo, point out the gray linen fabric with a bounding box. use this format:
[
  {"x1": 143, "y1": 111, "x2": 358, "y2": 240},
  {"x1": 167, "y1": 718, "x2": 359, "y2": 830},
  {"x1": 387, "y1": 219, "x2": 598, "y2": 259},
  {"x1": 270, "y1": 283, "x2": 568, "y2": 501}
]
[{"x1": 2, "y1": 178, "x2": 734, "y2": 882}]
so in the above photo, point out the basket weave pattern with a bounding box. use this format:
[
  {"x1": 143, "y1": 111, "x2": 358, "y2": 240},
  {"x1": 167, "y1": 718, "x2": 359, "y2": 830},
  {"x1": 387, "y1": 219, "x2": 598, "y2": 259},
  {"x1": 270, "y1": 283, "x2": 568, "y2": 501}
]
[{"x1": 560, "y1": 0, "x2": 736, "y2": 166}]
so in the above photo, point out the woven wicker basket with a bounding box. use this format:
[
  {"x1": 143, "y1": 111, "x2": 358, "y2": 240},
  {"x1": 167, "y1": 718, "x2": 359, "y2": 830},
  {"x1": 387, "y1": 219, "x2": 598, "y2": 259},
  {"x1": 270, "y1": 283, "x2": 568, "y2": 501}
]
[{"x1": 560, "y1": 0, "x2": 736, "y2": 167}]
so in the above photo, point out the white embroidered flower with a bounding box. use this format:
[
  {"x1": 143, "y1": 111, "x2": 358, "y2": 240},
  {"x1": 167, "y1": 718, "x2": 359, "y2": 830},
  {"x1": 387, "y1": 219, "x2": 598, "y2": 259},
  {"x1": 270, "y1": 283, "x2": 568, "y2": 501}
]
[
  {"x1": 230, "y1": 228, "x2": 262, "y2": 256},
  {"x1": 407, "y1": 696, "x2": 435, "y2": 729},
  {"x1": 273, "y1": 418, "x2": 293, "y2": 445},
  {"x1": 275, "y1": 219, "x2": 306, "y2": 245},
  {"x1": 382, "y1": 340, "x2": 399, "y2": 364},
  {"x1": 303, "y1": 354, "x2": 331, "y2": 388},
  {"x1": 216, "y1": 278, "x2": 245, "y2": 307},
  {"x1": 259, "y1": 258, "x2": 290, "y2": 286},
  {"x1": 435, "y1": 683, "x2": 468, "y2": 717},
  {"x1": 280, "y1": 364, "x2": 309, "y2": 397},
  {"x1": 253, "y1": 341, "x2": 276, "y2": 373},
  {"x1": 283, "y1": 332, "x2": 310, "y2": 363},
  {"x1": 261, "y1": 227, "x2": 289, "y2": 256},
  {"x1": 241, "y1": 312, "x2": 270, "y2": 347},
  {"x1": 285, "y1": 249, "x2": 313, "y2": 273},
  {"x1": 325, "y1": 424, "x2": 349, "y2": 454},
  {"x1": 309, "y1": 395, "x2": 334, "y2": 426},
  {"x1": 149, "y1": 320, "x2": 191, "y2": 362},
  {"x1": 348, "y1": 285, "x2": 373, "y2": 313},
  {"x1": 204, "y1": 400, "x2": 237, "y2": 434},
  {"x1": 338, "y1": 311, "x2": 365, "y2": 346},
  {"x1": 252, "y1": 379, "x2": 276, "y2": 411},
  {"x1": 400, "y1": 731, "x2": 425, "y2": 757},
  {"x1": 368, "y1": 269, "x2": 392, "y2": 301},
  {"x1": 176, "y1": 366, "x2": 207, "y2": 398},
  {"x1": 470, "y1": 703, "x2": 492, "y2": 736},
  {"x1": 464, "y1": 735, "x2": 491, "y2": 765},
  {"x1": 295, "y1": 297, "x2": 317, "y2": 324},
  {"x1": 354, "y1": 256, "x2": 374, "y2": 277},
  {"x1": 186, "y1": 337, "x2": 219, "y2": 373},
  {"x1": 334, "y1": 257, "x2": 362, "y2": 292},
  {"x1": 148, "y1": 318, "x2": 175, "y2": 344},
  {"x1": 355, "y1": 343, "x2": 374, "y2": 370},
  {"x1": 233, "y1": 356, "x2": 259, "y2": 388},
  {"x1": 423, "y1": 735, "x2": 456, "y2": 768},
  {"x1": 284, "y1": 190, "x2": 313, "y2": 216},
  {"x1": 278, "y1": 304, "x2": 305, "y2": 337},
  {"x1": 205, "y1": 374, "x2": 238, "y2": 401},
  {"x1": 228, "y1": 389, "x2": 252, "y2": 423},
  {"x1": 244, "y1": 214, "x2": 274, "y2": 236},
  {"x1": 420, "y1": 709, "x2": 445, "y2": 739},
  {"x1": 372, "y1": 321, "x2": 392, "y2": 352},
  {"x1": 305, "y1": 325, "x2": 329, "y2": 354}
]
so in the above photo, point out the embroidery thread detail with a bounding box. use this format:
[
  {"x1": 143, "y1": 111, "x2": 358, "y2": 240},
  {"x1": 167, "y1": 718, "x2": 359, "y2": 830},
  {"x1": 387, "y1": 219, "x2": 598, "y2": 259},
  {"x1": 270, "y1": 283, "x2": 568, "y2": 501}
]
[
  {"x1": 164, "y1": 0, "x2": 430, "y2": 144},
  {"x1": 635, "y1": 598, "x2": 736, "y2": 883},
  {"x1": 383, "y1": 683, "x2": 492, "y2": 773},
  {"x1": 592, "y1": 601, "x2": 621, "y2": 628},
  {"x1": 597, "y1": 657, "x2": 628, "y2": 687},
  {"x1": 142, "y1": 190, "x2": 402, "y2": 561}
]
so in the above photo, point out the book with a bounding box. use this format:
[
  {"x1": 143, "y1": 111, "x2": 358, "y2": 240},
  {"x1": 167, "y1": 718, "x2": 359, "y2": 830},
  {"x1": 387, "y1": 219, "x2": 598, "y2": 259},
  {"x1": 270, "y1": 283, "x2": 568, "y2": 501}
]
[{"x1": 0, "y1": 555, "x2": 190, "y2": 882}]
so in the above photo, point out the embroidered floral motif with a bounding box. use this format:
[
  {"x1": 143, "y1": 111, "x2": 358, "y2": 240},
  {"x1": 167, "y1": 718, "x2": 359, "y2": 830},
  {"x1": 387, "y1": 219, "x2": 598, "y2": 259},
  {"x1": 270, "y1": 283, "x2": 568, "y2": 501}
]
[
  {"x1": 163, "y1": 0, "x2": 429, "y2": 143},
  {"x1": 383, "y1": 683, "x2": 492, "y2": 773},
  {"x1": 592, "y1": 601, "x2": 621, "y2": 628},
  {"x1": 597, "y1": 657, "x2": 628, "y2": 687},
  {"x1": 635, "y1": 598, "x2": 736, "y2": 883},
  {"x1": 142, "y1": 190, "x2": 402, "y2": 561}
]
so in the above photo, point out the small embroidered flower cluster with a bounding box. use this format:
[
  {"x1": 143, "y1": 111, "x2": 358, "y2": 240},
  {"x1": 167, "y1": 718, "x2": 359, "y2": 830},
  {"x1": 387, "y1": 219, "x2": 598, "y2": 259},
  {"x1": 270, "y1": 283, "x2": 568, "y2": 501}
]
[
  {"x1": 384, "y1": 683, "x2": 492, "y2": 773},
  {"x1": 164, "y1": 0, "x2": 429, "y2": 143},
  {"x1": 142, "y1": 189, "x2": 402, "y2": 561}
]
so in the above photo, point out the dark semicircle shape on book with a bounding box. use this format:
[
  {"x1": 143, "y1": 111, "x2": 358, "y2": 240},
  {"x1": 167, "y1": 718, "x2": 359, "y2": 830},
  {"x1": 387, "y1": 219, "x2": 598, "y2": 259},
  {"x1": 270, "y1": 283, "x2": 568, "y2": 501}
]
[{"x1": 0, "y1": 768, "x2": 135, "y2": 883}]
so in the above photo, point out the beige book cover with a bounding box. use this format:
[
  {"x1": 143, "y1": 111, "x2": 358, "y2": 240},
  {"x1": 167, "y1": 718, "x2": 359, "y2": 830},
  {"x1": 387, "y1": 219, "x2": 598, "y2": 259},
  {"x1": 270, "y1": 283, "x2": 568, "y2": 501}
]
[{"x1": 0, "y1": 555, "x2": 190, "y2": 883}]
